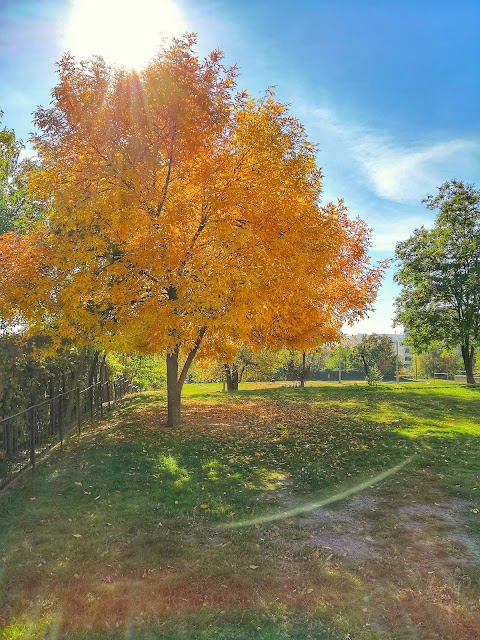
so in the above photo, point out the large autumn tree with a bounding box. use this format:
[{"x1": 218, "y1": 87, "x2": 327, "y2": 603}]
[
  {"x1": 395, "y1": 180, "x2": 480, "y2": 384},
  {"x1": 0, "y1": 36, "x2": 384, "y2": 426}
]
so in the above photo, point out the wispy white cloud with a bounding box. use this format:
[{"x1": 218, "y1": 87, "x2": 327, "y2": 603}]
[
  {"x1": 303, "y1": 103, "x2": 480, "y2": 206},
  {"x1": 358, "y1": 137, "x2": 479, "y2": 204}
]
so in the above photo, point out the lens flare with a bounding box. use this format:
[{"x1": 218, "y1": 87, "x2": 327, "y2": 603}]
[{"x1": 218, "y1": 456, "x2": 417, "y2": 529}]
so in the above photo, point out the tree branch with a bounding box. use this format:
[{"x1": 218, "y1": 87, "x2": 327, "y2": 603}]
[
  {"x1": 178, "y1": 326, "x2": 207, "y2": 390},
  {"x1": 156, "y1": 122, "x2": 177, "y2": 216}
]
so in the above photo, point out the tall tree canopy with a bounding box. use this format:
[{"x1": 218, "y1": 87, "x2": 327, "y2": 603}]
[
  {"x1": 395, "y1": 180, "x2": 480, "y2": 384},
  {"x1": 0, "y1": 36, "x2": 384, "y2": 425}
]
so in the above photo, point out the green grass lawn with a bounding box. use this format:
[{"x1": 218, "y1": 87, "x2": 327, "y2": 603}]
[{"x1": 0, "y1": 383, "x2": 479, "y2": 639}]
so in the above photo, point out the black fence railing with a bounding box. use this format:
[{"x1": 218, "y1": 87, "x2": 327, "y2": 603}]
[{"x1": 0, "y1": 377, "x2": 132, "y2": 491}]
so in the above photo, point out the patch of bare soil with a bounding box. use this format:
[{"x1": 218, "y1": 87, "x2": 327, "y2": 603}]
[
  {"x1": 399, "y1": 499, "x2": 480, "y2": 565},
  {"x1": 264, "y1": 486, "x2": 479, "y2": 571},
  {"x1": 298, "y1": 495, "x2": 385, "y2": 561}
]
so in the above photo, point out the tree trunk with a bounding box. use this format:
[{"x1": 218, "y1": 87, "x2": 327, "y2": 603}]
[
  {"x1": 65, "y1": 347, "x2": 86, "y2": 425},
  {"x1": 461, "y1": 344, "x2": 476, "y2": 384},
  {"x1": 166, "y1": 348, "x2": 181, "y2": 427},
  {"x1": 224, "y1": 363, "x2": 239, "y2": 391},
  {"x1": 224, "y1": 364, "x2": 232, "y2": 391},
  {"x1": 164, "y1": 326, "x2": 206, "y2": 427},
  {"x1": 231, "y1": 363, "x2": 239, "y2": 390},
  {"x1": 300, "y1": 351, "x2": 306, "y2": 388},
  {"x1": 88, "y1": 350, "x2": 100, "y2": 386},
  {"x1": 360, "y1": 347, "x2": 370, "y2": 376}
]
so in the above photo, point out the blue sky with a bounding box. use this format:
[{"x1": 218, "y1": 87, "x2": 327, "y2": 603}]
[{"x1": 1, "y1": 0, "x2": 480, "y2": 334}]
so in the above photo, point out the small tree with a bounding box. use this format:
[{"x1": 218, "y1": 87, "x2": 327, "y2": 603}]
[
  {"x1": 284, "y1": 350, "x2": 311, "y2": 387},
  {"x1": 353, "y1": 334, "x2": 396, "y2": 378},
  {"x1": 366, "y1": 364, "x2": 383, "y2": 386}
]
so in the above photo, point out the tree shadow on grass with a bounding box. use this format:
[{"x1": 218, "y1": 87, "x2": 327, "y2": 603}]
[{"x1": 1, "y1": 387, "x2": 480, "y2": 639}]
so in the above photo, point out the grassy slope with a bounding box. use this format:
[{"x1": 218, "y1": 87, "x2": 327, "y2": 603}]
[{"x1": 0, "y1": 382, "x2": 479, "y2": 639}]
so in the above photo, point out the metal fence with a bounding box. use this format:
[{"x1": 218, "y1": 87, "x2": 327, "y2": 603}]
[{"x1": 0, "y1": 377, "x2": 132, "y2": 491}]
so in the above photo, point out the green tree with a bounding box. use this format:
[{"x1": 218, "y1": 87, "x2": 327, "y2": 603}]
[
  {"x1": 280, "y1": 348, "x2": 334, "y2": 387},
  {"x1": 416, "y1": 343, "x2": 462, "y2": 379},
  {"x1": 0, "y1": 111, "x2": 37, "y2": 233},
  {"x1": 366, "y1": 364, "x2": 384, "y2": 386},
  {"x1": 395, "y1": 180, "x2": 480, "y2": 384},
  {"x1": 222, "y1": 347, "x2": 291, "y2": 389},
  {"x1": 326, "y1": 343, "x2": 356, "y2": 373},
  {"x1": 189, "y1": 358, "x2": 224, "y2": 383},
  {"x1": 107, "y1": 353, "x2": 166, "y2": 390},
  {"x1": 353, "y1": 334, "x2": 397, "y2": 378}
]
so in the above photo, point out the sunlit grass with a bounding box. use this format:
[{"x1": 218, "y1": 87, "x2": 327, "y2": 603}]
[{"x1": 0, "y1": 383, "x2": 478, "y2": 639}]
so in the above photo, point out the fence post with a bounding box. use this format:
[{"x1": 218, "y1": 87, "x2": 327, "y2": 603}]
[
  {"x1": 90, "y1": 386, "x2": 94, "y2": 422},
  {"x1": 49, "y1": 378, "x2": 55, "y2": 436},
  {"x1": 106, "y1": 378, "x2": 111, "y2": 410},
  {"x1": 0, "y1": 378, "x2": 132, "y2": 492},
  {"x1": 99, "y1": 381, "x2": 104, "y2": 417},
  {"x1": 61, "y1": 371, "x2": 67, "y2": 425},
  {"x1": 29, "y1": 407, "x2": 36, "y2": 468},
  {"x1": 59, "y1": 398, "x2": 64, "y2": 449},
  {"x1": 76, "y1": 387, "x2": 81, "y2": 435}
]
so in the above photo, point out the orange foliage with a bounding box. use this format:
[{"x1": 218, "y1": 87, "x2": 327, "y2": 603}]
[{"x1": 0, "y1": 36, "x2": 384, "y2": 421}]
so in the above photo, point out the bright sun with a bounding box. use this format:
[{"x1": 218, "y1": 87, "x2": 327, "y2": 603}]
[{"x1": 63, "y1": 0, "x2": 187, "y2": 68}]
